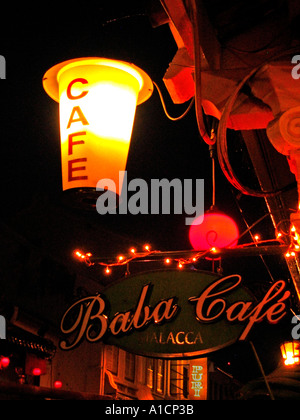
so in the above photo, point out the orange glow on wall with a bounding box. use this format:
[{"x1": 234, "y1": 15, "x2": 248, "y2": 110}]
[{"x1": 43, "y1": 58, "x2": 153, "y2": 196}]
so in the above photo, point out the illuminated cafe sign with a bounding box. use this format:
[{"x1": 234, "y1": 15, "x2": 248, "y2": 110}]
[{"x1": 60, "y1": 270, "x2": 291, "y2": 357}]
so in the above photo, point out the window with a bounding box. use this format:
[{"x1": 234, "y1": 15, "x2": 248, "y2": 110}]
[
  {"x1": 183, "y1": 367, "x2": 188, "y2": 399},
  {"x1": 170, "y1": 361, "x2": 179, "y2": 397},
  {"x1": 170, "y1": 361, "x2": 189, "y2": 398},
  {"x1": 146, "y1": 358, "x2": 154, "y2": 389},
  {"x1": 106, "y1": 346, "x2": 119, "y2": 375},
  {"x1": 156, "y1": 359, "x2": 164, "y2": 393},
  {"x1": 125, "y1": 352, "x2": 135, "y2": 382}
]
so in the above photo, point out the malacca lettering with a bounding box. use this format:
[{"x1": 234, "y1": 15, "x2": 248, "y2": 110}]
[
  {"x1": 145, "y1": 331, "x2": 203, "y2": 346},
  {"x1": 60, "y1": 274, "x2": 290, "y2": 351}
]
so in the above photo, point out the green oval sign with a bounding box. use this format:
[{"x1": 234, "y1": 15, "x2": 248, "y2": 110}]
[{"x1": 60, "y1": 270, "x2": 290, "y2": 358}]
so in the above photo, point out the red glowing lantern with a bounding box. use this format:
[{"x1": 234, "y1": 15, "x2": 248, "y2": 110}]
[
  {"x1": 32, "y1": 367, "x2": 42, "y2": 376},
  {"x1": 189, "y1": 211, "x2": 239, "y2": 250},
  {"x1": 25, "y1": 354, "x2": 47, "y2": 376},
  {"x1": 0, "y1": 356, "x2": 10, "y2": 369},
  {"x1": 54, "y1": 380, "x2": 63, "y2": 389}
]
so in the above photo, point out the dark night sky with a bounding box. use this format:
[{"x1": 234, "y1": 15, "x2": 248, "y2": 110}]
[
  {"x1": 0, "y1": 2, "x2": 241, "y2": 252},
  {"x1": 0, "y1": 2, "x2": 295, "y2": 383}
]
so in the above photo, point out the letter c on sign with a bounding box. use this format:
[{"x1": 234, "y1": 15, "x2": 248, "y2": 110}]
[
  {"x1": 176, "y1": 332, "x2": 185, "y2": 345},
  {"x1": 67, "y1": 78, "x2": 89, "y2": 100},
  {"x1": 185, "y1": 332, "x2": 195, "y2": 345}
]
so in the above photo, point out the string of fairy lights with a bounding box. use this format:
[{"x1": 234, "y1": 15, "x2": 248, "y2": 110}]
[
  {"x1": 75, "y1": 245, "x2": 219, "y2": 275},
  {"x1": 73, "y1": 213, "x2": 300, "y2": 277}
]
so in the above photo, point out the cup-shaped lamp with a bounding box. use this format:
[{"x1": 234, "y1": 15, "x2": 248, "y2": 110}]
[{"x1": 43, "y1": 57, "x2": 153, "y2": 196}]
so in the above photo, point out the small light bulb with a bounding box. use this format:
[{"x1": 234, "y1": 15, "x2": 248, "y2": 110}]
[
  {"x1": 105, "y1": 267, "x2": 111, "y2": 275},
  {"x1": 32, "y1": 368, "x2": 42, "y2": 376},
  {"x1": 165, "y1": 258, "x2": 171, "y2": 265},
  {"x1": 54, "y1": 380, "x2": 63, "y2": 389},
  {"x1": 0, "y1": 357, "x2": 10, "y2": 369}
]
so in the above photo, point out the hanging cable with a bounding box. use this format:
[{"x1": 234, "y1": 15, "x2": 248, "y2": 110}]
[
  {"x1": 153, "y1": 82, "x2": 195, "y2": 121},
  {"x1": 234, "y1": 195, "x2": 276, "y2": 283},
  {"x1": 217, "y1": 46, "x2": 300, "y2": 198},
  {"x1": 209, "y1": 139, "x2": 217, "y2": 208},
  {"x1": 101, "y1": 13, "x2": 148, "y2": 26},
  {"x1": 188, "y1": 0, "x2": 216, "y2": 145},
  {"x1": 250, "y1": 341, "x2": 275, "y2": 401},
  {"x1": 217, "y1": 66, "x2": 275, "y2": 197}
]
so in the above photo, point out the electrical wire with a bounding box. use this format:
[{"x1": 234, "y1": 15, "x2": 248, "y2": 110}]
[
  {"x1": 234, "y1": 197, "x2": 277, "y2": 282},
  {"x1": 188, "y1": 0, "x2": 217, "y2": 145},
  {"x1": 101, "y1": 13, "x2": 148, "y2": 27},
  {"x1": 217, "y1": 67, "x2": 274, "y2": 197},
  {"x1": 217, "y1": 46, "x2": 300, "y2": 198},
  {"x1": 209, "y1": 140, "x2": 217, "y2": 208},
  {"x1": 224, "y1": 23, "x2": 291, "y2": 56},
  {"x1": 250, "y1": 341, "x2": 275, "y2": 401},
  {"x1": 212, "y1": 150, "x2": 216, "y2": 207},
  {"x1": 153, "y1": 81, "x2": 195, "y2": 121}
]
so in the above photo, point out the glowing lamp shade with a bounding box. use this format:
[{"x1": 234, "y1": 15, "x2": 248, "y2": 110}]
[
  {"x1": 281, "y1": 342, "x2": 300, "y2": 366},
  {"x1": 54, "y1": 380, "x2": 63, "y2": 389},
  {"x1": 189, "y1": 212, "x2": 239, "y2": 250},
  {"x1": 32, "y1": 367, "x2": 42, "y2": 376},
  {"x1": 43, "y1": 58, "x2": 153, "y2": 195},
  {"x1": 0, "y1": 357, "x2": 10, "y2": 369}
]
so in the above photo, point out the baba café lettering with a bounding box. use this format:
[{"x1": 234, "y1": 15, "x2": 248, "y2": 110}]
[{"x1": 60, "y1": 271, "x2": 290, "y2": 357}]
